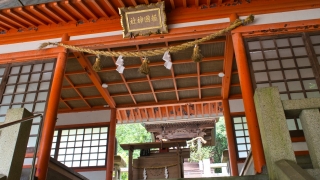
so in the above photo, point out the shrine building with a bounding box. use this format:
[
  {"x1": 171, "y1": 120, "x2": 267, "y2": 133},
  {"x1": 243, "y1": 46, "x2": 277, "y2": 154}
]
[{"x1": 0, "y1": 0, "x2": 320, "y2": 180}]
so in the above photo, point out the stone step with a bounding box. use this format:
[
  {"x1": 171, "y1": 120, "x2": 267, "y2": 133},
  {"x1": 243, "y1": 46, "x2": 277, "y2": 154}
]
[
  {"x1": 296, "y1": 155, "x2": 313, "y2": 169},
  {"x1": 154, "y1": 174, "x2": 269, "y2": 180}
]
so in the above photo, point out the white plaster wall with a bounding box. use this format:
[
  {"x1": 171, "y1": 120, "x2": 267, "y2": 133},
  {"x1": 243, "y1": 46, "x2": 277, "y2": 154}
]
[
  {"x1": 56, "y1": 110, "x2": 111, "y2": 126},
  {"x1": 237, "y1": 163, "x2": 244, "y2": 175},
  {"x1": 241, "y1": 8, "x2": 320, "y2": 26},
  {"x1": 0, "y1": 38, "x2": 60, "y2": 54},
  {"x1": 1, "y1": 8, "x2": 320, "y2": 54},
  {"x1": 79, "y1": 170, "x2": 106, "y2": 180},
  {"x1": 229, "y1": 99, "x2": 245, "y2": 113},
  {"x1": 292, "y1": 142, "x2": 308, "y2": 151}
]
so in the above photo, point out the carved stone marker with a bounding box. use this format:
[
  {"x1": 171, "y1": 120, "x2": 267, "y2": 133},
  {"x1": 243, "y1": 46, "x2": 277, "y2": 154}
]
[{"x1": 0, "y1": 108, "x2": 33, "y2": 180}]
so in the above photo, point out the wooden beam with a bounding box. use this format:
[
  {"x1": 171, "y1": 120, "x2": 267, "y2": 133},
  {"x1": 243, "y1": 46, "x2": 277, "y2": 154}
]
[
  {"x1": 0, "y1": 20, "x2": 17, "y2": 30},
  {"x1": 37, "y1": 35, "x2": 68, "y2": 179},
  {"x1": 233, "y1": 32, "x2": 265, "y2": 173},
  {"x1": 52, "y1": 2, "x2": 77, "y2": 22},
  {"x1": 222, "y1": 34, "x2": 234, "y2": 99},
  {"x1": 73, "y1": 52, "x2": 116, "y2": 108},
  {"x1": 77, "y1": 0, "x2": 98, "y2": 19},
  {"x1": 130, "y1": 0, "x2": 137, "y2": 6},
  {"x1": 97, "y1": 56, "x2": 224, "y2": 72},
  {"x1": 136, "y1": 45, "x2": 158, "y2": 103},
  {"x1": 62, "y1": 83, "x2": 95, "y2": 89},
  {"x1": 183, "y1": 0, "x2": 187, "y2": 8},
  {"x1": 197, "y1": 62, "x2": 201, "y2": 99},
  {"x1": 28, "y1": 6, "x2": 57, "y2": 24},
  {"x1": 88, "y1": 0, "x2": 109, "y2": 18},
  {"x1": 17, "y1": 7, "x2": 47, "y2": 25},
  {"x1": 102, "y1": 0, "x2": 119, "y2": 16},
  {"x1": 222, "y1": 99, "x2": 239, "y2": 176},
  {"x1": 60, "y1": 98, "x2": 72, "y2": 109},
  {"x1": 117, "y1": 0, "x2": 126, "y2": 7},
  {"x1": 0, "y1": 24, "x2": 9, "y2": 31},
  {"x1": 61, "y1": 95, "x2": 103, "y2": 101},
  {"x1": 109, "y1": 51, "x2": 137, "y2": 104},
  {"x1": 106, "y1": 109, "x2": 116, "y2": 180},
  {"x1": 64, "y1": 75, "x2": 92, "y2": 108},
  {"x1": 63, "y1": 1, "x2": 87, "y2": 20},
  {"x1": 195, "y1": 0, "x2": 199, "y2": 7},
  {"x1": 0, "y1": 12, "x2": 27, "y2": 28},
  {"x1": 5, "y1": 9, "x2": 36, "y2": 27},
  {"x1": 170, "y1": 0, "x2": 175, "y2": 9},
  {"x1": 39, "y1": 4, "x2": 67, "y2": 23}
]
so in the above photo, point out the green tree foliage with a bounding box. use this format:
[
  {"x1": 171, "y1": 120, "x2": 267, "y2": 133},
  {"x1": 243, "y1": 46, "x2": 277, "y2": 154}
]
[
  {"x1": 212, "y1": 117, "x2": 228, "y2": 173},
  {"x1": 116, "y1": 123, "x2": 151, "y2": 180}
]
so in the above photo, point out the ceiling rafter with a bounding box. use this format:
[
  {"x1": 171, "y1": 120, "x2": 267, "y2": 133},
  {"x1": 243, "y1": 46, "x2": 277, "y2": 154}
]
[
  {"x1": 58, "y1": 105, "x2": 108, "y2": 113},
  {"x1": 0, "y1": 19, "x2": 17, "y2": 30},
  {"x1": 62, "y1": 83, "x2": 96, "y2": 89},
  {"x1": 131, "y1": 109, "x2": 136, "y2": 122},
  {"x1": 164, "y1": 41, "x2": 179, "y2": 101},
  {"x1": 76, "y1": 0, "x2": 98, "y2": 20},
  {"x1": 222, "y1": 34, "x2": 234, "y2": 99},
  {"x1": 136, "y1": 45, "x2": 158, "y2": 103},
  {"x1": 195, "y1": 0, "x2": 199, "y2": 7},
  {"x1": 117, "y1": 99, "x2": 221, "y2": 111},
  {"x1": 110, "y1": 83, "x2": 240, "y2": 97},
  {"x1": 63, "y1": 1, "x2": 87, "y2": 21},
  {"x1": 183, "y1": 0, "x2": 187, "y2": 7},
  {"x1": 17, "y1": 8, "x2": 47, "y2": 25},
  {"x1": 0, "y1": 24, "x2": 9, "y2": 31},
  {"x1": 4, "y1": 9, "x2": 36, "y2": 27},
  {"x1": 97, "y1": 56, "x2": 224, "y2": 72},
  {"x1": 60, "y1": 98, "x2": 72, "y2": 109},
  {"x1": 170, "y1": 0, "x2": 175, "y2": 9},
  {"x1": 151, "y1": 107, "x2": 156, "y2": 120},
  {"x1": 52, "y1": 2, "x2": 77, "y2": 22},
  {"x1": 65, "y1": 70, "x2": 86, "y2": 75},
  {"x1": 115, "y1": 94, "x2": 241, "y2": 108},
  {"x1": 28, "y1": 6, "x2": 57, "y2": 24},
  {"x1": 74, "y1": 51, "x2": 116, "y2": 108},
  {"x1": 0, "y1": 12, "x2": 27, "y2": 28},
  {"x1": 197, "y1": 62, "x2": 201, "y2": 99},
  {"x1": 64, "y1": 75, "x2": 92, "y2": 108},
  {"x1": 61, "y1": 95, "x2": 103, "y2": 101},
  {"x1": 62, "y1": 69, "x2": 238, "y2": 87},
  {"x1": 117, "y1": 0, "x2": 126, "y2": 7},
  {"x1": 39, "y1": 4, "x2": 67, "y2": 23},
  {"x1": 108, "y1": 49, "x2": 137, "y2": 104},
  {"x1": 88, "y1": 0, "x2": 109, "y2": 18},
  {"x1": 102, "y1": 0, "x2": 119, "y2": 16},
  {"x1": 137, "y1": 108, "x2": 142, "y2": 121},
  {"x1": 117, "y1": 110, "x2": 123, "y2": 122},
  {"x1": 130, "y1": 0, "x2": 137, "y2": 6}
]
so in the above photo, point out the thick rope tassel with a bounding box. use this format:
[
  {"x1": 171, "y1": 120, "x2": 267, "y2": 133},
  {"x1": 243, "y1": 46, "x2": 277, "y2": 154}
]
[
  {"x1": 93, "y1": 55, "x2": 102, "y2": 72},
  {"x1": 38, "y1": 15, "x2": 255, "y2": 57},
  {"x1": 139, "y1": 58, "x2": 150, "y2": 75},
  {"x1": 192, "y1": 44, "x2": 203, "y2": 62},
  {"x1": 38, "y1": 42, "x2": 59, "y2": 49}
]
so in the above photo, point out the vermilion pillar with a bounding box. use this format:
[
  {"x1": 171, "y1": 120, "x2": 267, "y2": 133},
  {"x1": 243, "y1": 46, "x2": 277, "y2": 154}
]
[
  {"x1": 222, "y1": 99, "x2": 239, "y2": 176},
  {"x1": 232, "y1": 32, "x2": 266, "y2": 173},
  {"x1": 106, "y1": 108, "x2": 117, "y2": 180},
  {"x1": 36, "y1": 34, "x2": 69, "y2": 180}
]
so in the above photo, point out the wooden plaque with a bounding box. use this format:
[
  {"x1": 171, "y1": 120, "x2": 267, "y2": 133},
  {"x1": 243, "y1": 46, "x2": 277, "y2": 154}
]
[{"x1": 119, "y1": 1, "x2": 168, "y2": 38}]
